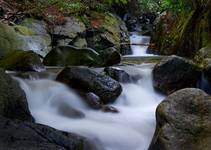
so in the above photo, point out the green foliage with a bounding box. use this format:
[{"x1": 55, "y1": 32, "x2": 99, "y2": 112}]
[
  {"x1": 106, "y1": 0, "x2": 129, "y2": 5},
  {"x1": 137, "y1": 0, "x2": 194, "y2": 14}
]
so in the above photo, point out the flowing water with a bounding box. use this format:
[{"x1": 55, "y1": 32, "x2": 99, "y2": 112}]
[
  {"x1": 130, "y1": 32, "x2": 154, "y2": 56},
  {"x1": 16, "y1": 64, "x2": 164, "y2": 150}
]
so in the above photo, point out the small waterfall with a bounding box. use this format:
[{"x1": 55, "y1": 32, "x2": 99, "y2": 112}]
[
  {"x1": 130, "y1": 32, "x2": 154, "y2": 56},
  {"x1": 16, "y1": 64, "x2": 164, "y2": 150}
]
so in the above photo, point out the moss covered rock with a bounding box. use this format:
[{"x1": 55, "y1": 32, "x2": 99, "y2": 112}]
[
  {"x1": 43, "y1": 45, "x2": 121, "y2": 67},
  {"x1": 0, "y1": 19, "x2": 51, "y2": 58},
  {"x1": 43, "y1": 45, "x2": 102, "y2": 67},
  {"x1": 85, "y1": 12, "x2": 130, "y2": 54},
  {"x1": 0, "y1": 50, "x2": 45, "y2": 72}
]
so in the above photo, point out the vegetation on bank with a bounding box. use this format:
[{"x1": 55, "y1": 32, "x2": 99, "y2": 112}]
[
  {"x1": 151, "y1": 0, "x2": 211, "y2": 60},
  {"x1": 1, "y1": 0, "x2": 211, "y2": 61}
]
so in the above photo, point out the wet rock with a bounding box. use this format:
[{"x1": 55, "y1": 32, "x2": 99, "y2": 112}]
[
  {"x1": 0, "y1": 68, "x2": 33, "y2": 121},
  {"x1": 0, "y1": 115, "x2": 100, "y2": 150},
  {"x1": 56, "y1": 66, "x2": 122, "y2": 104},
  {"x1": 43, "y1": 45, "x2": 102, "y2": 67},
  {"x1": 104, "y1": 67, "x2": 132, "y2": 83},
  {"x1": 149, "y1": 88, "x2": 211, "y2": 150},
  {"x1": 82, "y1": 92, "x2": 102, "y2": 109},
  {"x1": 80, "y1": 92, "x2": 119, "y2": 113},
  {"x1": 0, "y1": 50, "x2": 45, "y2": 72},
  {"x1": 153, "y1": 55, "x2": 202, "y2": 94},
  {"x1": 0, "y1": 19, "x2": 51, "y2": 57}
]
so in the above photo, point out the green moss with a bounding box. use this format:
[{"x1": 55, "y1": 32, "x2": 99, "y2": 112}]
[
  {"x1": 14, "y1": 25, "x2": 34, "y2": 36},
  {"x1": 153, "y1": 9, "x2": 211, "y2": 57},
  {"x1": 0, "y1": 50, "x2": 43, "y2": 71},
  {"x1": 78, "y1": 15, "x2": 91, "y2": 27}
]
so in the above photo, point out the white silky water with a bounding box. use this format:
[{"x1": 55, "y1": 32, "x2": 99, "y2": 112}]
[
  {"x1": 17, "y1": 64, "x2": 164, "y2": 150},
  {"x1": 130, "y1": 33, "x2": 154, "y2": 56}
]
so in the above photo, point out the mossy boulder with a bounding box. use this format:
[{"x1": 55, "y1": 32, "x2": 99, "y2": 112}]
[
  {"x1": 43, "y1": 45, "x2": 121, "y2": 67},
  {"x1": 0, "y1": 50, "x2": 45, "y2": 72},
  {"x1": 85, "y1": 12, "x2": 130, "y2": 54},
  {"x1": 149, "y1": 88, "x2": 211, "y2": 150},
  {"x1": 0, "y1": 68, "x2": 33, "y2": 121},
  {"x1": 43, "y1": 45, "x2": 102, "y2": 67},
  {"x1": 0, "y1": 19, "x2": 51, "y2": 58}
]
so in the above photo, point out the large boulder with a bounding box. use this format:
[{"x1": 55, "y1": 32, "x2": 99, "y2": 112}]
[
  {"x1": 0, "y1": 116, "x2": 100, "y2": 150},
  {"x1": 0, "y1": 50, "x2": 45, "y2": 72},
  {"x1": 0, "y1": 19, "x2": 51, "y2": 57},
  {"x1": 85, "y1": 12, "x2": 130, "y2": 55},
  {"x1": 43, "y1": 46, "x2": 121, "y2": 67},
  {"x1": 56, "y1": 67, "x2": 122, "y2": 104},
  {"x1": 86, "y1": 12, "x2": 121, "y2": 51},
  {"x1": 0, "y1": 69, "x2": 33, "y2": 121},
  {"x1": 43, "y1": 45, "x2": 102, "y2": 67},
  {"x1": 149, "y1": 88, "x2": 211, "y2": 150},
  {"x1": 153, "y1": 55, "x2": 202, "y2": 94}
]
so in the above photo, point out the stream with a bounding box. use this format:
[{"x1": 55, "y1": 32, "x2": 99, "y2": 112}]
[
  {"x1": 129, "y1": 32, "x2": 154, "y2": 56},
  {"x1": 16, "y1": 33, "x2": 164, "y2": 150}
]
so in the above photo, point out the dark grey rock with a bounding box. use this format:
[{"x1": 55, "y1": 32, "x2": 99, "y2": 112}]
[
  {"x1": 153, "y1": 55, "x2": 202, "y2": 94},
  {"x1": 0, "y1": 68, "x2": 33, "y2": 121},
  {"x1": 56, "y1": 66, "x2": 122, "y2": 104},
  {"x1": 0, "y1": 115, "x2": 100, "y2": 150}
]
